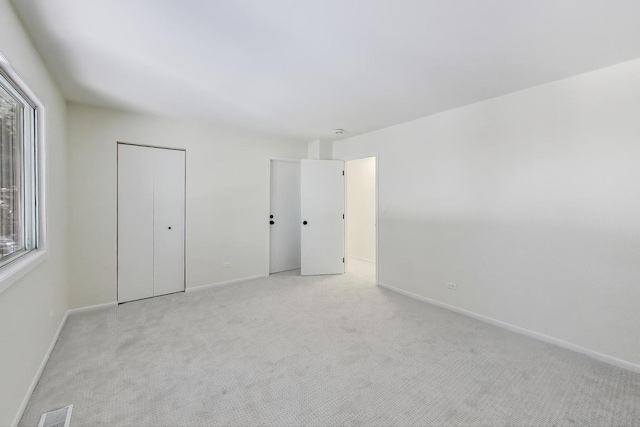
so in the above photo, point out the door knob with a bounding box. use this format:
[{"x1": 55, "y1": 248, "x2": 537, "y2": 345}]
[
  {"x1": 270, "y1": 215, "x2": 273, "y2": 219},
  {"x1": 303, "y1": 221, "x2": 308, "y2": 225},
  {"x1": 270, "y1": 221, "x2": 275, "y2": 225},
  {"x1": 168, "y1": 226, "x2": 172, "y2": 230}
]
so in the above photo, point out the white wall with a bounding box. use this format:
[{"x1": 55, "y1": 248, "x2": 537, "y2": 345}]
[
  {"x1": 0, "y1": 1, "x2": 69, "y2": 425},
  {"x1": 308, "y1": 139, "x2": 332, "y2": 160},
  {"x1": 333, "y1": 58, "x2": 640, "y2": 367},
  {"x1": 67, "y1": 103, "x2": 306, "y2": 308},
  {"x1": 346, "y1": 157, "x2": 376, "y2": 262}
]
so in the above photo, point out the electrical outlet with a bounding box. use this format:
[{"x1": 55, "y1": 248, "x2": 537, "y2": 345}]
[
  {"x1": 223, "y1": 262, "x2": 231, "y2": 268},
  {"x1": 447, "y1": 282, "x2": 457, "y2": 290}
]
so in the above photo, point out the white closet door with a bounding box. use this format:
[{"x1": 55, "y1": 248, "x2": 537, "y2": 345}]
[
  {"x1": 301, "y1": 159, "x2": 345, "y2": 275},
  {"x1": 153, "y1": 148, "x2": 186, "y2": 296},
  {"x1": 118, "y1": 144, "x2": 155, "y2": 303}
]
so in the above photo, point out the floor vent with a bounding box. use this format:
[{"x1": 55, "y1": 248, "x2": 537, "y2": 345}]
[{"x1": 38, "y1": 404, "x2": 73, "y2": 427}]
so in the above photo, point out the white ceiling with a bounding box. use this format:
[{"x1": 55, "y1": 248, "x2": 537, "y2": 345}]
[{"x1": 10, "y1": 0, "x2": 640, "y2": 142}]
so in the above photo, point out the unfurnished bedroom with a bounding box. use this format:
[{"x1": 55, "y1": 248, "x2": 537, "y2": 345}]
[{"x1": 1, "y1": 1, "x2": 639, "y2": 426}]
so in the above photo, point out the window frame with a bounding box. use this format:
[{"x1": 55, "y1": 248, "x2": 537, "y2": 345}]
[{"x1": 0, "y1": 52, "x2": 47, "y2": 294}]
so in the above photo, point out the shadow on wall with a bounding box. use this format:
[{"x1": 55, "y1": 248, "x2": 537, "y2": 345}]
[{"x1": 377, "y1": 213, "x2": 640, "y2": 364}]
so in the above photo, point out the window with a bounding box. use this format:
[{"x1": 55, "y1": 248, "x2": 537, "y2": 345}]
[{"x1": 0, "y1": 53, "x2": 45, "y2": 291}]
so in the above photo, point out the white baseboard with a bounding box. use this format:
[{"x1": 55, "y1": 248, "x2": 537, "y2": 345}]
[
  {"x1": 186, "y1": 274, "x2": 268, "y2": 293},
  {"x1": 9, "y1": 274, "x2": 260, "y2": 425},
  {"x1": 68, "y1": 301, "x2": 118, "y2": 314},
  {"x1": 12, "y1": 311, "x2": 69, "y2": 427},
  {"x1": 11, "y1": 300, "x2": 118, "y2": 425},
  {"x1": 377, "y1": 281, "x2": 640, "y2": 374}
]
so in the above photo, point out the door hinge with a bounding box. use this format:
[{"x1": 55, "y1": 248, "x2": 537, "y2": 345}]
[
  {"x1": 342, "y1": 170, "x2": 344, "y2": 175},
  {"x1": 343, "y1": 257, "x2": 345, "y2": 263},
  {"x1": 342, "y1": 214, "x2": 344, "y2": 219}
]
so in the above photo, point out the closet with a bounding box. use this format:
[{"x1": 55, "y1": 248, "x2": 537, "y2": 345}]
[{"x1": 117, "y1": 143, "x2": 185, "y2": 303}]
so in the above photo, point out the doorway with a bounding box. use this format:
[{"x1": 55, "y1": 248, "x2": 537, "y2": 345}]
[
  {"x1": 345, "y1": 157, "x2": 377, "y2": 281},
  {"x1": 268, "y1": 158, "x2": 346, "y2": 276},
  {"x1": 269, "y1": 158, "x2": 301, "y2": 273}
]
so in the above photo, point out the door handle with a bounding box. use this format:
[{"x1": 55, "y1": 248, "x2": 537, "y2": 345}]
[
  {"x1": 303, "y1": 221, "x2": 308, "y2": 225},
  {"x1": 270, "y1": 221, "x2": 275, "y2": 225},
  {"x1": 168, "y1": 227, "x2": 172, "y2": 230}
]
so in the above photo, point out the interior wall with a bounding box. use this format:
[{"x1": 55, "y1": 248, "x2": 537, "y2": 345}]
[
  {"x1": 67, "y1": 103, "x2": 307, "y2": 308},
  {"x1": 333, "y1": 58, "x2": 640, "y2": 367},
  {"x1": 308, "y1": 139, "x2": 332, "y2": 160},
  {"x1": 346, "y1": 157, "x2": 376, "y2": 262},
  {"x1": 0, "y1": 1, "x2": 69, "y2": 425}
]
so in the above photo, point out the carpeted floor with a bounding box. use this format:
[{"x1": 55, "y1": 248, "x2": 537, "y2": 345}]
[{"x1": 20, "y1": 259, "x2": 640, "y2": 426}]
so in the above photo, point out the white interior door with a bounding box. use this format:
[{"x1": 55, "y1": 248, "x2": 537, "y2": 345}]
[
  {"x1": 153, "y1": 148, "x2": 186, "y2": 296},
  {"x1": 118, "y1": 144, "x2": 155, "y2": 302},
  {"x1": 270, "y1": 160, "x2": 301, "y2": 273},
  {"x1": 301, "y1": 159, "x2": 345, "y2": 275}
]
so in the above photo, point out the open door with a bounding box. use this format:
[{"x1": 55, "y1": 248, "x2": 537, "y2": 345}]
[{"x1": 301, "y1": 159, "x2": 345, "y2": 275}]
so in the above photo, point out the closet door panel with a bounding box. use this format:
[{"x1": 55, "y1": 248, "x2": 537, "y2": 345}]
[
  {"x1": 118, "y1": 144, "x2": 155, "y2": 303},
  {"x1": 153, "y1": 148, "x2": 186, "y2": 296}
]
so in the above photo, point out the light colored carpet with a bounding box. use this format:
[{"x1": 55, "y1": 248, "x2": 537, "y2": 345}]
[{"x1": 20, "y1": 259, "x2": 640, "y2": 426}]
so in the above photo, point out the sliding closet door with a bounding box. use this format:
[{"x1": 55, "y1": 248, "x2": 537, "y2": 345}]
[
  {"x1": 153, "y1": 148, "x2": 185, "y2": 296},
  {"x1": 118, "y1": 144, "x2": 155, "y2": 303}
]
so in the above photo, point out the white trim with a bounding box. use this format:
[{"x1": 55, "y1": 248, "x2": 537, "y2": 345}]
[
  {"x1": 186, "y1": 274, "x2": 268, "y2": 293},
  {"x1": 12, "y1": 311, "x2": 68, "y2": 427},
  {"x1": 68, "y1": 301, "x2": 118, "y2": 314},
  {"x1": 265, "y1": 157, "x2": 271, "y2": 276},
  {"x1": 265, "y1": 156, "x2": 303, "y2": 276},
  {"x1": 337, "y1": 151, "x2": 379, "y2": 162},
  {"x1": 0, "y1": 250, "x2": 48, "y2": 293},
  {"x1": 13, "y1": 299, "x2": 118, "y2": 426},
  {"x1": 267, "y1": 156, "x2": 303, "y2": 163},
  {"x1": 0, "y1": 52, "x2": 48, "y2": 296},
  {"x1": 116, "y1": 141, "x2": 186, "y2": 152},
  {"x1": 377, "y1": 281, "x2": 640, "y2": 374}
]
